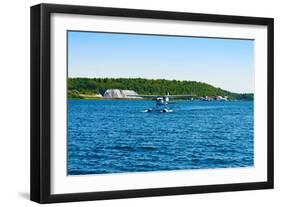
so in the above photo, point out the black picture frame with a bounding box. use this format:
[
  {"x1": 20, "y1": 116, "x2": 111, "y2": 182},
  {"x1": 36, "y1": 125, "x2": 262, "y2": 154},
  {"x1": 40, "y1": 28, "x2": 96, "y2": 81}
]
[{"x1": 30, "y1": 3, "x2": 274, "y2": 204}]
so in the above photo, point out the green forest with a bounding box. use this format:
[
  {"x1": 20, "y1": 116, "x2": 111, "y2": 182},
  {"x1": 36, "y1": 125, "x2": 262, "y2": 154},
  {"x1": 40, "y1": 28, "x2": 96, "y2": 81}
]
[{"x1": 68, "y1": 77, "x2": 253, "y2": 100}]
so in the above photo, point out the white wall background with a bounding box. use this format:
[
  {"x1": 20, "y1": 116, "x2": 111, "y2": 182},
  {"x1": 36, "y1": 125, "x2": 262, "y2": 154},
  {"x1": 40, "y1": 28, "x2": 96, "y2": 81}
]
[{"x1": 0, "y1": 0, "x2": 279, "y2": 206}]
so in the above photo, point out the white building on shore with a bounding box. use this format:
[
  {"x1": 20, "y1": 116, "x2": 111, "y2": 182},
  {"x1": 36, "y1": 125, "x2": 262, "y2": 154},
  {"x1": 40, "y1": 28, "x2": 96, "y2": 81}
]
[{"x1": 103, "y1": 89, "x2": 141, "y2": 99}]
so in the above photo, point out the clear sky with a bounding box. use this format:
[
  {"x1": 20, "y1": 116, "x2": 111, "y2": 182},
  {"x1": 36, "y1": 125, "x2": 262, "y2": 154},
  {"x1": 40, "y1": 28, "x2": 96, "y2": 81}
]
[{"x1": 68, "y1": 31, "x2": 254, "y2": 93}]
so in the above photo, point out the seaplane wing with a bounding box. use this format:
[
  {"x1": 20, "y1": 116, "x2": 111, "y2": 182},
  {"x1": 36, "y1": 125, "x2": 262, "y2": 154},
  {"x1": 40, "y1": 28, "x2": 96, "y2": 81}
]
[
  {"x1": 135, "y1": 95, "x2": 160, "y2": 99},
  {"x1": 126, "y1": 94, "x2": 159, "y2": 99},
  {"x1": 128, "y1": 94, "x2": 195, "y2": 99}
]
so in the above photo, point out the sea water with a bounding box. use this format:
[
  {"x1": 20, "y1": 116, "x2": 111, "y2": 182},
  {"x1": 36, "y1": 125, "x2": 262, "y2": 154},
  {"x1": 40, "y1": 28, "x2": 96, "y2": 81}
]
[{"x1": 67, "y1": 100, "x2": 254, "y2": 175}]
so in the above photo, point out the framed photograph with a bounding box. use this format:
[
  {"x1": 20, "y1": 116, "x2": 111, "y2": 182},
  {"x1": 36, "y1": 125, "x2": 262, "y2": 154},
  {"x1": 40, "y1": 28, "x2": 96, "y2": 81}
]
[{"x1": 30, "y1": 3, "x2": 274, "y2": 203}]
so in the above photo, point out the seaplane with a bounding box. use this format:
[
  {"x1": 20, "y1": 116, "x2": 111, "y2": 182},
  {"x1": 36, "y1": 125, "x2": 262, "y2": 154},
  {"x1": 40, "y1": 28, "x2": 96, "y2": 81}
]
[{"x1": 130, "y1": 93, "x2": 195, "y2": 113}]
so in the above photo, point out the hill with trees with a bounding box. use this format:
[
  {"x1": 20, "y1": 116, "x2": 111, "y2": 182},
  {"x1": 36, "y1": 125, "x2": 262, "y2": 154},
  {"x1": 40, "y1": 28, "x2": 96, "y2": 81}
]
[{"x1": 68, "y1": 77, "x2": 253, "y2": 100}]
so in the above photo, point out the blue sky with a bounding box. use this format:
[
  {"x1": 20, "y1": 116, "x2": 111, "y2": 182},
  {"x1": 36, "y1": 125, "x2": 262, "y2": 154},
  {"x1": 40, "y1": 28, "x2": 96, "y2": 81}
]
[{"x1": 68, "y1": 31, "x2": 254, "y2": 93}]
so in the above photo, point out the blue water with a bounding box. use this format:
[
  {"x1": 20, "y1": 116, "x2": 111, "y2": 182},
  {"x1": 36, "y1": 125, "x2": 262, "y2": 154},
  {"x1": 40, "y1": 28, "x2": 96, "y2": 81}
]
[{"x1": 67, "y1": 100, "x2": 254, "y2": 175}]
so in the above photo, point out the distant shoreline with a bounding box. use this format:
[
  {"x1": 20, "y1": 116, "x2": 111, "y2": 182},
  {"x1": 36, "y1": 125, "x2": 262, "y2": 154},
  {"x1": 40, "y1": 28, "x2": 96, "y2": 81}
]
[
  {"x1": 68, "y1": 77, "x2": 254, "y2": 101},
  {"x1": 68, "y1": 97, "x2": 254, "y2": 101}
]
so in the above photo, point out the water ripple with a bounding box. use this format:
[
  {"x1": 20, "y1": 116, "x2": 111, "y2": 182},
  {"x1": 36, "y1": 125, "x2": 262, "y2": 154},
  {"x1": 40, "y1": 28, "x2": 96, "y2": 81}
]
[{"x1": 68, "y1": 100, "x2": 254, "y2": 175}]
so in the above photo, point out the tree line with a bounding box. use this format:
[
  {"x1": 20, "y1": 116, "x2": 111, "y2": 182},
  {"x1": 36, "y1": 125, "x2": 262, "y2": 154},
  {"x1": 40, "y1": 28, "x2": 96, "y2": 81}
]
[{"x1": 68, "y1": 77, "x2": 253, "y2": 100}]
